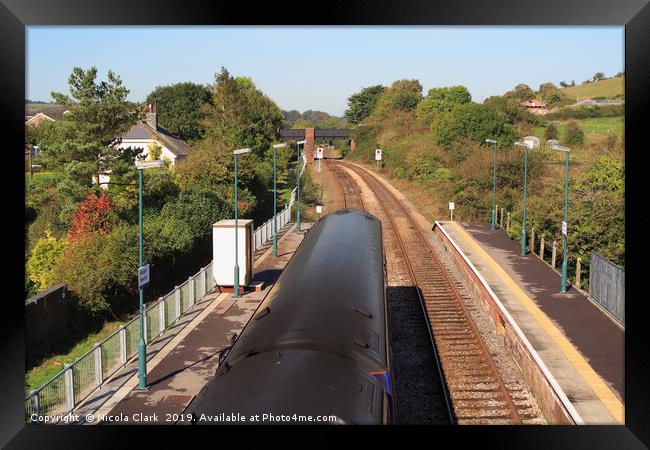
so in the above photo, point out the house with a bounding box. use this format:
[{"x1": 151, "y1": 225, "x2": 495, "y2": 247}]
[
  {"x1": 115, "y1": 105, "x2": 191, "y2": 166},
  {"x1": 25, "y1": 105, "x2": 71, "y2": 126},
  {"x1": 522, "y1": 98, "x2": 548, "y2": 116}
]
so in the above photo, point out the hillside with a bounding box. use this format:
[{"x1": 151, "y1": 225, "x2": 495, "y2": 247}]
[{"x1": 559, "y1": 77, "x2": 624, "y2": 100}]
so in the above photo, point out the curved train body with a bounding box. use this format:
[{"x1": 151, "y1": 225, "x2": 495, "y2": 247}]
[{"x1": 185, "y1": 208, "x2": 392, "y2": 424}]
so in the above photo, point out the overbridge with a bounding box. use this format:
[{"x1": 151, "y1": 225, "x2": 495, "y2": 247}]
[{"x1": 279, "y1": 128, "x2": 354, "y2": 160}]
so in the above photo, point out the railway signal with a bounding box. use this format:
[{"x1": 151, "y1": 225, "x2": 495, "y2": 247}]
[{"x1": 375, "y1": 148, "x2": 382, "y2": 171}]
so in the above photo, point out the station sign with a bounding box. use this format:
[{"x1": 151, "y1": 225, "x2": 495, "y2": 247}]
[
  {"x1": 316, "y1": 147, "x2": 324, "y2": 159},
  {"x1": 448, "y1": 202, "x2": 455, "y2": 210},
  {"x1": 138, "y1": 264, "x2": 150, "y2": 289},
  {"x1": 562, "y1": 221, "x2": 567, "y2": 236},
  {"x1": 375, "y1": 149, "x2": 382, "y2": 161}
]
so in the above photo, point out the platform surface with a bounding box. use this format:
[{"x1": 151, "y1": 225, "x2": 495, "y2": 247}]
[{"x1": 437, "y1": 221, "x2": 624, "y2": 424}]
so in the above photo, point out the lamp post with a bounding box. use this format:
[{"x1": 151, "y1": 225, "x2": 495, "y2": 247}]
[
  {"x1": 134, "y1": 159, "x2": 165, "y2": 390},
  {"x1": 272, "y1": 143, "x2": 288, "y2": 257},
  {"x1": 485, "y1": 139, "x2": 498, "y2": 230},
  {"x1": 233, "y1": 148, "x2": 252, "y2": 298},
  {"x1": 514, "y1": 140, "x2": 535, "y2": 256},
  {"x1": 549, "y1": 143, "x2": 571, "y2": 293},
  {"x1": 296, "y1": 140, "x2": 306, "y2": 232}
]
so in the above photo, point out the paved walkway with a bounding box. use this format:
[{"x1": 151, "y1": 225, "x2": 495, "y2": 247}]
[
  {"x1": 437, "y1": 221, "x2": 624, "y2": 425},
  {"x1": 71, "y1": 222, "x2": 311, "y2": 425}
]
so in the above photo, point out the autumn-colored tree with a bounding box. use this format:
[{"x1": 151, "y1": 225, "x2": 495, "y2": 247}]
[{"x1": 68, "y1": 192, "x2": 116, "y2": 240}]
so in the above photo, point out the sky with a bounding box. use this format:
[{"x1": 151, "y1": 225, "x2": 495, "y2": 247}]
[{"x1": 26, "y1": 26, "x2": 624, "y2": 116}]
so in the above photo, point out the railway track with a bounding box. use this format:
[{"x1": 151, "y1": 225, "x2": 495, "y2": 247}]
[
  {"x1": 333, "y1": 160, "x2": 528, "y2": 425},
  {"x1": 327, "y1": 159, "x2": 452, "y2": 425}
]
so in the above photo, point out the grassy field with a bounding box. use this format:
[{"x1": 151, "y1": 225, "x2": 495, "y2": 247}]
[
  {"x1": 533, "y1": 117, "x2": 624, "y2": 145},
  {"x1": 25, "y1": 321, "x2": 122, "y2": 393},
  {"x1": 559, "y1": 77, "x2": 624, "y2": 100}
]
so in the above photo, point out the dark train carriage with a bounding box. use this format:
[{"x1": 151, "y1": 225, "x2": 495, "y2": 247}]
[{"x1": 184, "y1": 208, "x2": 391, "y2": 424}]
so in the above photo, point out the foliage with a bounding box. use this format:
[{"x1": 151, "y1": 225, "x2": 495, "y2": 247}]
[
  {"x1": 483, "y1": 95, "x2": 540, "y2": 125},
  {"x1": 49, "y1": 67, "x2": 140, "y2": 190},
  {"x1": 564, "y1": 121, "x2": 585, "y2": 147},
  {"x1": 145, "y1": 82, "x2": 211, "y2": 141},
  {"x1": 544, "y1": 123, "x2": 558, "y2": 141},
  {"x1": 371, "y1": 79, "x2": 423, "y2": 120},
  {"x1": 68, "y1": 192, "x2": 117, "y2": 241},
  {"x1": 504, "y1": 84, "x2": 535, "y2": 103},
  {"x1": 202, "y1": 67, "x2": 284, "y2": 156},
  {"x1": 26, "y1": 229, "x2": 67, "y2": 292},
  {"x1": 147, "y1": 139, "x2": 162, "y2": 161},
  {"x1": 416, "y1": 86, "x2": 471, "y2": 125},
  {"x1": 431, "y1": 103, "x2": 517, "y2": 148},
  {"x1": 538, "y1": 82, "x2": 563, "y2": 105},
  {"x1": 544, "y1": 105, "x2": 623, "y2": 121},
  {"x1": 344, "y1": 85, "x2": 385, "y2": 124}
]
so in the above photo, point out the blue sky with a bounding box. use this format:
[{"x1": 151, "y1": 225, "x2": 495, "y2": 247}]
[{"x1": 26, "y1": 27, "x2": 623, "y2": 116}]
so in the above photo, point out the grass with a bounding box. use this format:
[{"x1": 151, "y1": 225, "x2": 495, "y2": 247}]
[
  {"x1": 559, "y1": 77, "x2": 624, "y2": 100},
  {"x1": 533, "y1": 117, "x2": 624, "y2": 145},
  {"x1": 25, "y1": 171, "x2": 60, "y2": 181},
  {"x1": 25, "y1": 321, "x2": 122, "y2": 394}
]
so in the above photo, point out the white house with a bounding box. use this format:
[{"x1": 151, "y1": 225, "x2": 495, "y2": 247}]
[{"x1": 115, "y1": 105, "x2": 192, "y2": 166}]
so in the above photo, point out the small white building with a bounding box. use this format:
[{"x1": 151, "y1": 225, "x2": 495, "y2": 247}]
[{"x1": 115, "y1": 106, "x2": 192, "y2": 166}]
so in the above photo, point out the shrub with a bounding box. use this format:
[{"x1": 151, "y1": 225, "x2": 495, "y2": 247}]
[
  {"x1": 26, "y1": 229, "x2": 67, "y2": 292},
  {"x1": 68, "y1": 192, "x2": 117, "y2": 241},
  {"x1": 565, "y1": 121, "x2": 585, "y2": 147},
  {"x1": 544, "y1": 123, "x2": 558, "y2": 141}
]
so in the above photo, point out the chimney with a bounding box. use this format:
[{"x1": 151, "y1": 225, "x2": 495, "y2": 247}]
[{"x1": 145, "y1": 103, "x2": 157, "y2": 130}]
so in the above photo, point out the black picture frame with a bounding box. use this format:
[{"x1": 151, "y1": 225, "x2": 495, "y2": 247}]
[{"x1": 2, "y1": 0, "x2": 648, "y2": 447}]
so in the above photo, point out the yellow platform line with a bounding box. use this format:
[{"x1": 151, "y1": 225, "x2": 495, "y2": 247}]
[{"x1": 448, "y1": 222, "x2": 624, "y2": 424}]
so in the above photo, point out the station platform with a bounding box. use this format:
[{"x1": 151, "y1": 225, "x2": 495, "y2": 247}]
[
  {"x1": 73, "y1": 222, "x2": 312, "y2": 425},
  {"x1": 432, "y1": 221, "x2": 624, "y2": 425}
]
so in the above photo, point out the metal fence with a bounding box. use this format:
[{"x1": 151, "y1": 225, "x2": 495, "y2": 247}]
[
  {"x1": 589, "y1": 251, "x2": 625, "y2": 326},
  {"x1": 25, "y1": 159, "x2": 306, "y2": 423},
  {"x1": 25, "y1": 262, "x2": 216, "y2": 423}
]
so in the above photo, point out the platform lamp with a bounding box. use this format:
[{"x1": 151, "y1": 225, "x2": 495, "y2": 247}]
[
  {"x1": 485, "y1": 139, "x2": 498, "y2": 230},
  {"x1": 134, "y1": 158, "x2": 165, "y2": 390},
  {"x1": 272, "y1": 143, "x2": 288, "y2": 258},
  {"x1": 514, "y1": 139, "x2": 535, "y2": 257},
  {"x1": 548, "y1": 142, "x2": 571, "y2": 293},
  {"x1": 233, "y1": 148, "x2": 252, "y2": 298},
  {"x1": 296, "y1": 140, "x2": 306, "y2": 232}
]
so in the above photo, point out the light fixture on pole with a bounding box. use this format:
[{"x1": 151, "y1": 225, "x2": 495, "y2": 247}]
[
  {"x1": 272, "y1": 143, "x2": 288, "y2": 258},
  {"x1": 485, "y1": 139, "x2": 498, "y2": 230},
  {"x1": 548, "y1": 142, "x2": 571, "y2": 293},
  {"x1": 134, "y1": 158, "x2": 165, "y2": 390},
  {"x1": 233, "y1": 148, "x2": 252, "y2": 298},
  {"x1": 296, "y1": 140, "x2": 306, "y2": 232},
  {"x1": 514, "y1": 139, "x2": 535, "y2": 257}
]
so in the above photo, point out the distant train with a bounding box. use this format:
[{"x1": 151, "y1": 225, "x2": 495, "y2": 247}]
[{"x1": 184, "y1": 208, "x2": 393, "y2": 424}]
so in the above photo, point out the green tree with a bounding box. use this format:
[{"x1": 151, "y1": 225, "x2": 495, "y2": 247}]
[
  {"x1": 49, "y1": 67, "x2": 139, "y2": 190},
  {"x1": 344, "y1": 85, "x2": 385, "y2": 124},
  {"x1": 593, "y1": 72, "x2": 606, "y2": 82},
  {"x1": 483, "y1": 95, "x2": 538, "y2": 125},
  {"x1": 431, "y1": 103, "x2": 517, "y2": 148},
  {"x1": 416, "y1": 86, "x2": 472, "y2": 124},
  {"x1": 504, "y1": 83, "x2": 535, "y2": 103},
  {"x1": 544, "y1": 123, "x2": 558, "y2": 141},
  {"x1": 538, "y1": 82, "x2": 562, "y2": 105},
  {"x1": 26, "y1": 228, "x2": 67, "y2": 292},
  {"x1": 145, "y1": 82, "x2": 211, "y2": 141},
  {"x1": 565, "y1": 121, "x2": 585, "y2": 146},
  {"x1": 371, "y1": 79, "x2": 423, "y2": 119}
]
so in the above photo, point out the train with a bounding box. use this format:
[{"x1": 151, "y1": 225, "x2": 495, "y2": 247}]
[{"x1": 183, "y1": 208, "x2": 393, "y2": 425}]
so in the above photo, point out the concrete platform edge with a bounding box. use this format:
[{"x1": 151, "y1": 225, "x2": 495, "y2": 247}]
[{"x1": 432, "y1": 221, "x2": 584, "y2": 425}]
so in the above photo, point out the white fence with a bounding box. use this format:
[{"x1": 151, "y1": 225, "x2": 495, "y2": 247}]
[
  {"x1": 25, "y1": 262, "x2": 216, "y2": 423},
  {"x1": 25, "y1": 153, "x2": 306, "y2": 422}
]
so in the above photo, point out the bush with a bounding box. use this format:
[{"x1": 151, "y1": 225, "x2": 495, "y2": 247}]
[
  {"x1": 26, "y1": 229, "x2": 67, "y2": 292},
  {"x1": 565, "y1": 121, "x2": 585, "y2": 147},
  {"x1": 544, "y1": 124, "x2": 558, "y2": 141}
]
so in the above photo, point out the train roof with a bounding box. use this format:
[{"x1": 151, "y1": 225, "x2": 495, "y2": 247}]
[{"x1": 186, "y1": 349, "x2": 385, "y2": 425}]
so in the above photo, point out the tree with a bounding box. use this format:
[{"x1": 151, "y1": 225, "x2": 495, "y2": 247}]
[
  {"x1": 538, "y1": 82, "x2": 562, "y2": 105},
  {"x1": 68, "y1": 192, "x2": 117, "y2": 241},
  {"x1": 417, "y1": 86, "x2": 471, "y2": 124},
  {"x1": 564, "y1": 121, "x2": 585, "y2": 146},
  {"x1": 344, "y1": 85, "x2": 385, "y2": 124},
  {"x1": 145, "y1": 82, "x2": 211, "y2": 141},
  {"x1": 483, "y1": 95, "x2": 538, "y2": 125},
  {"x1": 504, "y1": 84, "x2": 535, "y2": 103},
  {"x1": 431, "y1": 102, "x2": 517, "y2": 148},
  {"x1": 49, "y1": 67, "x2": 139, "y2": 190},
  {"x1": 544, "y1": 123, "x2": 558, "y2": 141},
  {"x1": 559, "y1": 81, "x2": 569, "y2": 88},
  {"x1": 201, "y1": 67, "x2": 284, "y2": 155},
  {"x1": 27, "y1": 228, "x2": 67, "y2": 292},
  {"x1": 592, "y1": 72, "x2": 606, "y2": 82},
  {"x1": 146, "y1": 139, "x2": 163, "y2": 161},
  {"x1": 371, "y1": 79, "x2": 423, "y2": 120}
]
